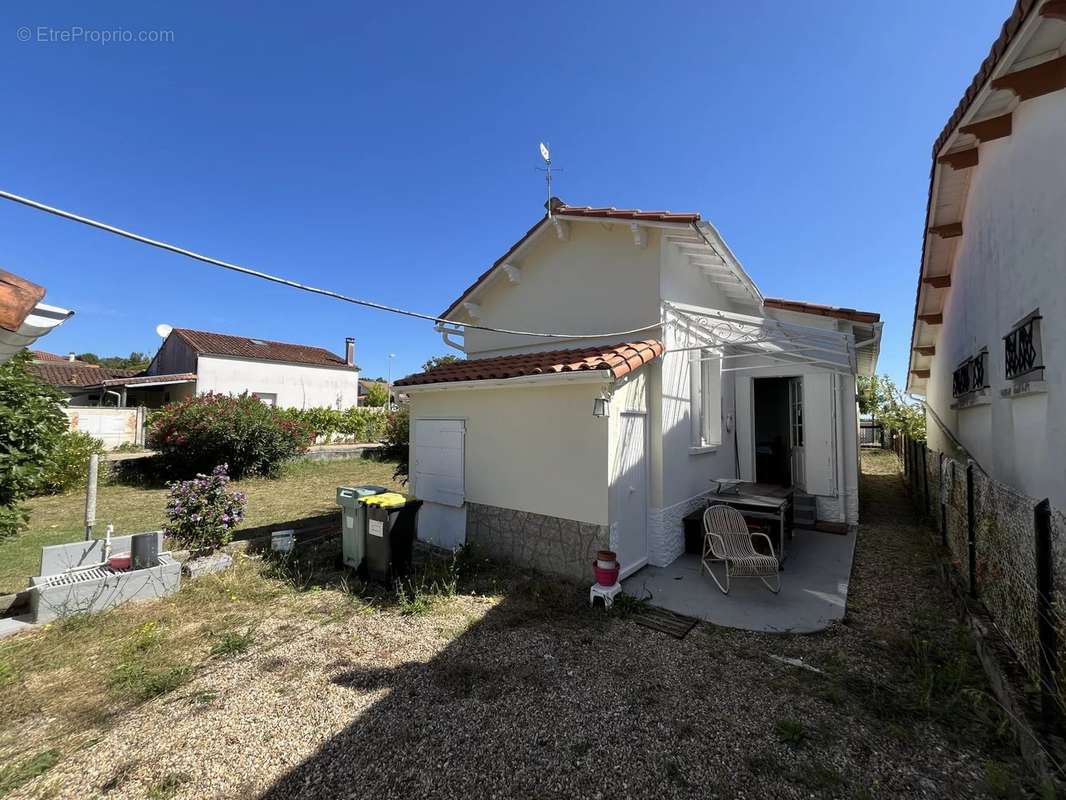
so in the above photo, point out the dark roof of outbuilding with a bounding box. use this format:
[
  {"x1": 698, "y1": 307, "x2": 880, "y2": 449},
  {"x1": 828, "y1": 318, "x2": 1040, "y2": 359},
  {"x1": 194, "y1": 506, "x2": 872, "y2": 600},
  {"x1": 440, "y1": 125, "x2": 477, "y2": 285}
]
[{"x1": 171, "y1": 328, "x2": 350, "y2": 368}]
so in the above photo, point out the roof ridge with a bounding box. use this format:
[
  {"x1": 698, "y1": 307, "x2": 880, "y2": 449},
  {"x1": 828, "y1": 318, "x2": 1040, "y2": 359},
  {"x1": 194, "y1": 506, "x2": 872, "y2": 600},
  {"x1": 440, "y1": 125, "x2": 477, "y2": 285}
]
[{"x1": 172, "y1": 326, "x2": 337, "y2": 354}]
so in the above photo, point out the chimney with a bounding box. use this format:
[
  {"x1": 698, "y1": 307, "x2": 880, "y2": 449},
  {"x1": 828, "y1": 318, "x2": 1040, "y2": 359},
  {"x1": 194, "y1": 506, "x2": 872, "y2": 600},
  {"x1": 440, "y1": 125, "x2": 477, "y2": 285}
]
[
  {"x1": 67, "y1": 352, "x2": 76, "y2": 362},
  {"x1": 345, "y1": 337, "x2": 355, "y2": 367}
]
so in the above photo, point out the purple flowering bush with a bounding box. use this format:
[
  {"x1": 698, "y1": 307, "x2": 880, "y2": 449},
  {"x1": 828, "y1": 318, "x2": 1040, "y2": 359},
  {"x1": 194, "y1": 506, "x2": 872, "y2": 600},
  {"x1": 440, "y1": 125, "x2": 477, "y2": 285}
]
[{"x1": 163, "y1": 464, "x2": 247, "y2": 552}]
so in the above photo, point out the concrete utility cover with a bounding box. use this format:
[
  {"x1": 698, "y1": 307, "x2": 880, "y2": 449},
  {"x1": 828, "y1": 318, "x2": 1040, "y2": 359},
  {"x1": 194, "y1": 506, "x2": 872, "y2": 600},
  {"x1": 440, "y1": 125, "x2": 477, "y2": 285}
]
[{"x1": 621, "y1": 529, "x2": 856, "y2": 634}]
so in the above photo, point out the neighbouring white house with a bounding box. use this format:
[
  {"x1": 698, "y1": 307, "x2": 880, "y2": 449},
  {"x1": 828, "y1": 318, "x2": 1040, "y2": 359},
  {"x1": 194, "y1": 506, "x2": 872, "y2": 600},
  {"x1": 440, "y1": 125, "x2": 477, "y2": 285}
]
[
  {"x1": 907, "y1": 0, "x2": 1066, "y2": 509},
  {"x1": 35, "y1": 328, "x2": 361, "y2": 409},
  {"x1": 396, "y1": 199, "x2": 881, "y2": 581}
]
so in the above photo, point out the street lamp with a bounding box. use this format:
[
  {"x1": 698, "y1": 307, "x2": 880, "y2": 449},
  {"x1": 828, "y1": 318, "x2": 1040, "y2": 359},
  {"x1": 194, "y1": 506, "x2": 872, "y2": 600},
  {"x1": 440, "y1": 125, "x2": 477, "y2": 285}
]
[{"x1": 387, "y1": 353, "x2": 396, "y2": 408}]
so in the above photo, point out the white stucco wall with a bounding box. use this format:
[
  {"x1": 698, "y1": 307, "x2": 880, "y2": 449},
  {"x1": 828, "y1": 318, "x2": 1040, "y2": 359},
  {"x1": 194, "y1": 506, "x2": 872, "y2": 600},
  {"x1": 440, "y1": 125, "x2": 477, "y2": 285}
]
[
  {"x1": 408, "y1": 380, "x2": 610, "y2": 525},
  {"x1": 461, "y1": 222, "x2": 661, "y2": 357},
  {"x1": 194, "y1": 355, "x2": 360, "y2": 409},
  {"x1": 925, "y1": 89, "x2": 1066, "y2": 509}
]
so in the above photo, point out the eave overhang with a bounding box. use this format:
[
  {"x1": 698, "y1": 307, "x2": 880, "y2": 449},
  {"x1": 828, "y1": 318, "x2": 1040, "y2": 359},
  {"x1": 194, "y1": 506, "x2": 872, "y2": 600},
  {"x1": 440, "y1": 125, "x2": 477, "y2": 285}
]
[{"x1": 907, "y1": 0, "x2": 1066, "y2": 395}]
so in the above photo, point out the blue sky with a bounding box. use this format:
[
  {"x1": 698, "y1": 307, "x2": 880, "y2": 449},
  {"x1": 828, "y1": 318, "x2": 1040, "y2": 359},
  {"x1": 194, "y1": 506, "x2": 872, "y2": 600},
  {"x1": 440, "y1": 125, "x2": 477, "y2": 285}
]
[{"x1": 1, "y1": 1, "x2": 1008, "y2": 384}]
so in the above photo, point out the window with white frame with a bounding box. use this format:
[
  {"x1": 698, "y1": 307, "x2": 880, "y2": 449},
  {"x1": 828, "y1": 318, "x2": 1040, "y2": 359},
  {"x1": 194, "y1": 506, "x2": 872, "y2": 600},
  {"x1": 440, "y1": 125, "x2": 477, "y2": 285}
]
[
  {"x1": 690, "y1": 349, "x2": 722, "y2": 449},
  {"x1": 252, "y1": 392, "x2": 277, "y2": 407}
]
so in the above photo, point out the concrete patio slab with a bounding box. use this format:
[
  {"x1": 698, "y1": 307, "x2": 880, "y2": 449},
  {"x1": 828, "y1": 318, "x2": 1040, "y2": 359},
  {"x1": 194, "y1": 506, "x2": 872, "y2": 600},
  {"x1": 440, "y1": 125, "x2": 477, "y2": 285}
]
[
  {"x1": 622, "y1": 529, "x2": 856, "y2": 633},
  {"x1": 0, "y1": 615, "x2": 36, "y2": 640}
]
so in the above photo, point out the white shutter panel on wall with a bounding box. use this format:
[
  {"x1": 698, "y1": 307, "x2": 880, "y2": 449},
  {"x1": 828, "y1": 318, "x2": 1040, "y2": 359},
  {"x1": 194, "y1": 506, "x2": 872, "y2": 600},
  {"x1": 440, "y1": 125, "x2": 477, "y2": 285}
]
[
  {"x1": 412, "y1": 419, "x2": 465, "y2": 507},
  {"x1": 802, "y1": 374, "x2": 837, "y2": 496}
]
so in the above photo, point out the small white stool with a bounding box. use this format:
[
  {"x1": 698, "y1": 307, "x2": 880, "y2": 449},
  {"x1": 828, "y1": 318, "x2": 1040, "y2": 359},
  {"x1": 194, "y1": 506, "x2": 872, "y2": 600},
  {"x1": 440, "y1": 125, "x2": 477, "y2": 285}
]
[{"x1": 589, "y1": 582, "x2": 622, "y2": 609}]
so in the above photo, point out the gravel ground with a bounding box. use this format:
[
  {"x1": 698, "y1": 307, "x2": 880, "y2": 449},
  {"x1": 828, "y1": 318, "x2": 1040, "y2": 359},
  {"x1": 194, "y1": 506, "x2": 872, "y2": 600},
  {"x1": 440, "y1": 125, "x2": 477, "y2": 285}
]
[{"x1": 12, "y1": 450, "x2": 1035, "y2": 799}]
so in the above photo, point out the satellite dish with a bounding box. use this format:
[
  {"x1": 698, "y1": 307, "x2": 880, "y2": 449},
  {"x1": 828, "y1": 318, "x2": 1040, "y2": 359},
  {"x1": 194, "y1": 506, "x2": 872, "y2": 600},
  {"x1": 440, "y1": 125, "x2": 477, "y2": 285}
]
[
  {"x1": 155, "y1": 323, "x2": 173, "y2": 339},
  {"x1": 539, "y1": 142, "x2": 550, "y2": 162}
]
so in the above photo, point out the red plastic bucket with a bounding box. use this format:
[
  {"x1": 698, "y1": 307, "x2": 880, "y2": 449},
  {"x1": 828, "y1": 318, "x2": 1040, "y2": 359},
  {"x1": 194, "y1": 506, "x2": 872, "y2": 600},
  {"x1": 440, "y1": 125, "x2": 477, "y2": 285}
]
[{"x1": 593, "y1": 562, "x2": 619, "y2": 587}]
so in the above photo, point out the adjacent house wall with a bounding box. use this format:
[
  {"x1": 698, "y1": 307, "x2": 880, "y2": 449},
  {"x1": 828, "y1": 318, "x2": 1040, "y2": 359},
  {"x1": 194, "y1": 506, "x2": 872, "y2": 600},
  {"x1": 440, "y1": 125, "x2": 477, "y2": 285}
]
[
  {"x1": 925, "y1": 89, "x2": 1066, "y2": 509},
  {"x1": 195, "y1": 355, "x2": 359, "y2": 409}
]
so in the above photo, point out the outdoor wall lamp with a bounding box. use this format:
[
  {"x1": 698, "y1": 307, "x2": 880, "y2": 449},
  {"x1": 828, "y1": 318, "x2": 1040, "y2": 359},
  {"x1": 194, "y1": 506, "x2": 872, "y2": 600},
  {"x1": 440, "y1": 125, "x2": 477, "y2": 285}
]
[{"x1": 592, "y1": 393, "x2": 610, "y2": 418}]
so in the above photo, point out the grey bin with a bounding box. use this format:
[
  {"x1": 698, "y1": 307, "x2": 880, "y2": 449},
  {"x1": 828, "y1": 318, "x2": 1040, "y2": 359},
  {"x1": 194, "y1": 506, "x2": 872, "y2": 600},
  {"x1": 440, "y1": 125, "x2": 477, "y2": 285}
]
[{"x1": 337, "y1": 485, "x2": 388, "y2": 571}]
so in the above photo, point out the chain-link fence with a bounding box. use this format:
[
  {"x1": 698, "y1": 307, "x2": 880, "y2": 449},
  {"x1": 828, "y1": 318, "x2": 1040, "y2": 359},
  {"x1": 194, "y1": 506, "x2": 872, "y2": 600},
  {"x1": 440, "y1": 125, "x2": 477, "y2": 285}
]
[{"x1": 896, "y1": 435, "x2": 1065, "y2": 730}]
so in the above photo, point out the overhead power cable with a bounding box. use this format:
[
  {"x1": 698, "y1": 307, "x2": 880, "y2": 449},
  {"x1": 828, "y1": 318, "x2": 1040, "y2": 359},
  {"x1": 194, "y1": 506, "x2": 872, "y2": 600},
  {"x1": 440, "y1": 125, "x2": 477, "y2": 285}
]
[{"x1": 0, "y1": 188, "x2": 662, "y2": 340}]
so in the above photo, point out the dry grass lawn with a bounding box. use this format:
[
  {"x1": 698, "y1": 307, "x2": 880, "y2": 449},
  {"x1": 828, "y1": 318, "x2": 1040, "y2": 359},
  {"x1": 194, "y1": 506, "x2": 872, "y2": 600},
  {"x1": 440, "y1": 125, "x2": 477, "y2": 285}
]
[{"x1": 0, "y1": 457, "x2": 403, "y2": 595}]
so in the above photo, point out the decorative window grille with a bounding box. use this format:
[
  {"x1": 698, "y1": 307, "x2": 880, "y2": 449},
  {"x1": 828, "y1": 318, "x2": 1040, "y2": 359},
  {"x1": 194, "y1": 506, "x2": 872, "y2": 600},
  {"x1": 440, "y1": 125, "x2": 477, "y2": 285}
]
[
  {"x1": 1003, "y1": 312, "x2": 1043, "y2": 381},
  {"x1": 952, "y1": 349, "x2": 989, "y2": 399},
  {"x1": 952, "y1": 359, "x2": 973, "y2": 398}
]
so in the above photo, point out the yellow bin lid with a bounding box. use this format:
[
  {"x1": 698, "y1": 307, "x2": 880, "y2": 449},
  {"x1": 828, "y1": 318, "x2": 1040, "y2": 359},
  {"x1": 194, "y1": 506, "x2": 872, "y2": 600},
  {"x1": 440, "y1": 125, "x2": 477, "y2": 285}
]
[{"x1": 359, "y1": 492, "x2": 408, "y2": 508}]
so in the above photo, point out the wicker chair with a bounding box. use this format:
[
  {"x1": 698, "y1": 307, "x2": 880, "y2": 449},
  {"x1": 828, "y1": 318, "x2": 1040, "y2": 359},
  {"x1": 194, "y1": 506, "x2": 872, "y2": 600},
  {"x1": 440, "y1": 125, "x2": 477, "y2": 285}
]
[{"x1": 701, "y1": 504, "x2": 780, "y2": 595}]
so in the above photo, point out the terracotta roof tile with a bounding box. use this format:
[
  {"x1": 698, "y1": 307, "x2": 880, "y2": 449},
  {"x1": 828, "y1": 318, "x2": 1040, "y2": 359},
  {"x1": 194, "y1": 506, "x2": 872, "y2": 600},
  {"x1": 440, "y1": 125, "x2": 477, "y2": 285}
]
[
  {"x1": 29, "y1": 350, "x2": 84, "y2": 363},
  {"x1": 934, "y1": 0, "x2": 1037, "y2": 159},
  {"x1": 0, "y1": 270, "x2": 45, "y2": 333},
  {"x1": 553, "y1": 202, "x2": 700, "y2": 223},
  {"x1": 763, "y1": 297, "x2": 880, "y2": 324},
  {"x1": 29, "y1": 363, "x2": 139, "y2": 388},
  {"x1": 171, "y1": 328, "x2": 351, "y2": 368},
  {"x1": 395, "y1": 340, "x2": 663, "y2": 387}
]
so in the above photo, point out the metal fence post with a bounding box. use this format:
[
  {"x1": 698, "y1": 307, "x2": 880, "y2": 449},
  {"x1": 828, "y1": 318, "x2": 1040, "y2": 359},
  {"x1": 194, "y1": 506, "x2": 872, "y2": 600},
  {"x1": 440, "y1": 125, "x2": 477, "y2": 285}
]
[
  {"x1": 921, "y1": 444, "x2": 930, "y2": 517},
  {"x1": 1034, "y1": 498, "x2": 1060, "y2": 732},
  {"x1": 966, "y1": 463, "x2": 977, "y2": 598},
  {"x1": 938, "y1": 452, "x2": 947, "y2": 546}
]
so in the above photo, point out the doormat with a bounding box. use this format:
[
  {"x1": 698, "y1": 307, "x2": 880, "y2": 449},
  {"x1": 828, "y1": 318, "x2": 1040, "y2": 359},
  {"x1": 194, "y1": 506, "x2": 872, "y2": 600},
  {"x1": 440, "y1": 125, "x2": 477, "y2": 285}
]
[{"x1": 633, "y1": 606, "x2": 699, "y2": 639}]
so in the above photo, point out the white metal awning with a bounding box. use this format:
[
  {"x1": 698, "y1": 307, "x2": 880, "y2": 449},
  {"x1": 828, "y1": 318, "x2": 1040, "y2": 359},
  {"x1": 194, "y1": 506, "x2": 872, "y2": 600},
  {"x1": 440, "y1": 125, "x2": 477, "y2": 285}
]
[
  {"x1": 0, "y1": 302, "x2": 74, "y2": 364},
  {"x1": 664, "y1": 301, "x2": 855, "y2": 374}
]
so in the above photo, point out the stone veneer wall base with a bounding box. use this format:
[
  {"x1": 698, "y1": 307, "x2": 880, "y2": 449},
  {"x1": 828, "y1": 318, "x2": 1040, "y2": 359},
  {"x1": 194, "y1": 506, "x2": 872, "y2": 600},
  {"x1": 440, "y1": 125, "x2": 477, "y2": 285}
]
[
  {"x1": 647, "y1": 492, "x2": 710, "y2": 567},
  {"x1": 465, "y1": 502, "x2": 609, "y2": 582}
]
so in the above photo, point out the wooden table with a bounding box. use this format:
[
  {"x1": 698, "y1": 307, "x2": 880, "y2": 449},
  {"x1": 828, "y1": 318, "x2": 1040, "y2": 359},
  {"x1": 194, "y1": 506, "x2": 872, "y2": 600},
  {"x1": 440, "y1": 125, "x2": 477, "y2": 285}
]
[{"x1": 698, "y1": 483, "x2": 794, "y2": 567}]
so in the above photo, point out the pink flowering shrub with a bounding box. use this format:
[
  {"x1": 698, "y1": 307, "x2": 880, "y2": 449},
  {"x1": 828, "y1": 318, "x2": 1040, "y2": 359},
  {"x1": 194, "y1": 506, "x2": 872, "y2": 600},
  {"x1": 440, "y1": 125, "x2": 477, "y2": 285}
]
[
  {"x1": 148, "y1": 393, "x2": 312, "y2": 479},
  {"x1": 163, "y1": 464, "x2": 247, "y2": 552}
]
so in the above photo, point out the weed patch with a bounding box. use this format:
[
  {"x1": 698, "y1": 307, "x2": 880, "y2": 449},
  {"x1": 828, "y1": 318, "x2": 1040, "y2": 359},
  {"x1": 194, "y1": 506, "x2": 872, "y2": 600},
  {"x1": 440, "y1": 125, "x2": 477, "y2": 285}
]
[
  {"x1": 109, "y1": 662, "x2": 191, "y2": 701},
  {"x1": 210, "y1": 628, "x2": 256, "y2": 657},
  {"x1": 147, "y1": 771, "x2": 192, "y2": 799},
  {"x1": 0, "y1": 749, "x2": 60, "y2": 795},
  {"x1": 774, "y1": 718, "x2": 807, "y2": 748}
]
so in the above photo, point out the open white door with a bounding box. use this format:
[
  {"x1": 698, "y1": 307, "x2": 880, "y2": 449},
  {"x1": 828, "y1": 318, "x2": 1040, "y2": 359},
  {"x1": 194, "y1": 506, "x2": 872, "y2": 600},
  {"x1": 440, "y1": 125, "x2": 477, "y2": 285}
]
[
  {"x1": 801, "y1": 374, "x2": 837, "y2": 496},
  {"x1": 412, "y1": 419, "x2": 466, "y2": 550}
]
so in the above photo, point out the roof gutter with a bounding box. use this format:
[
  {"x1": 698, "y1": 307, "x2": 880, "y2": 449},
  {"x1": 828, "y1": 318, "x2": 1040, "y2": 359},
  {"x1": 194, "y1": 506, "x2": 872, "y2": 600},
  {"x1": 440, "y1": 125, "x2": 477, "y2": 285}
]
[{"x1": 399, "y1": 369, "x2": 612, "y2": 393}]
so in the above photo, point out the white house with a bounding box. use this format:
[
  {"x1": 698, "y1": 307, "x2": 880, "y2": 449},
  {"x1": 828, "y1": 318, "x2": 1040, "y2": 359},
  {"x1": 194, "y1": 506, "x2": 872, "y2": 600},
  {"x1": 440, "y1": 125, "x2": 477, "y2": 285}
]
[
  {"x1": 397, "y1": 200, "x2": 881, "y2": 581},
  {"x1": 907, "y1": 0, "x2": 1066, "y2": 509},
  {"x1": 100, "y1": 328, "x2": 360, "y2": 409}
]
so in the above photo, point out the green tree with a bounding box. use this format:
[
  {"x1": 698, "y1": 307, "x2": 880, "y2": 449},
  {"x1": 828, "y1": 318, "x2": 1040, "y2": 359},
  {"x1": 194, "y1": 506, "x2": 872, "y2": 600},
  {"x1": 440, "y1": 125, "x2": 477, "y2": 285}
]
[
  {"x1": 421, "y1": 354, "x2": 461, "y2": 372},
  {"x1": 363, "y1": 382, "x2": 390, "y2": 407},
  {"x1": 859, "y1": 374, "x2": 926, "y2": 441},
  {"x1": 0, "y1": 352, "x2": 67, "y2": 538}
]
